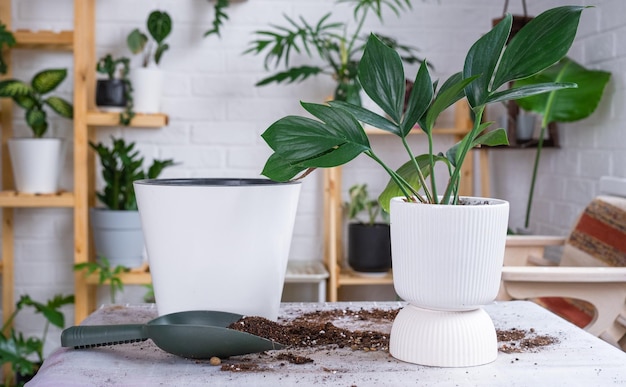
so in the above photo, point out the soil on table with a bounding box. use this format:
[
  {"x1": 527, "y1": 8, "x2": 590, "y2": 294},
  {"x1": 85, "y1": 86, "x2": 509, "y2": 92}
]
[{"x1": 218, "y1": 307, "x2": 558, "y2": 372}]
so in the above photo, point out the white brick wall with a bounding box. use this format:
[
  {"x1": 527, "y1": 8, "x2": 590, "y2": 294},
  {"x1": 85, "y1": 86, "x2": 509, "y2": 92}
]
[{"x1": 1, "y1": 0, "x2": 622, "y2": 356}]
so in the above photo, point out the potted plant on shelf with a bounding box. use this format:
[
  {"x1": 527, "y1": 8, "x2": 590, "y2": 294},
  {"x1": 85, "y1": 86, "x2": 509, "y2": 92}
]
[
  {"x1": 74, "y1": 258, "x2": 129, "y2": 304},
  {"x1": 0, "y1": 68, "x2": 73, "y2": 194},
  {"x1": 95, "y1": 54, "x2": 135, "y2": 125},
  {"x1": 345, "y1": 183, "x2": 391, "y2": 275},
  {"x1": 90, "y1": 136, "x2": 175, "y2": 268},
  {"x1": 0, "y1": 294, "x2": 74, "y2": 386},
  {"x1": 244, "y1": 0, "x2": 425, "y2": 105},
  {"x1": 0, "y1": 21, "x2": 16, "y2": 75},
  {"x1": 259, "y1": 6, "x2": 586, "y2": 367},
  {"x1": 127, "y1": 10, "x2": 172, "y2": 113},
  {"x1": 513, "y1": 57, "x2": 611, "y2": 231}
]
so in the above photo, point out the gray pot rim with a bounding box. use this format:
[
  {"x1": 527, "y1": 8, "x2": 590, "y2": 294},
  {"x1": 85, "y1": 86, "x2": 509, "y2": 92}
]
[{"x1": 134, "y1": 178, "x2": 300, "y2": 187}]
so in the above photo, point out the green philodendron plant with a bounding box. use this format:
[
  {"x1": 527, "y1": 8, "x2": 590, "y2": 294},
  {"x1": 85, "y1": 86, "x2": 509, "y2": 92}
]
[
  {"x1": 90, "y1": 136, "x2": 176, "y2": 211},
  {"x1": 127, "y1": 10, "x2": 172, "y2": 67},
  {"x1": 0, "y1": 69, "x2": 73, "y2": 138},
  {"x1": 513, "y1": 57, "x2": 611, "y2": 228},
  {"x1": 245, "y1": 0, "x2": 425, "y2": 105},
  {"x1": 96, "y1": 54, "x2": 135, "y2": 126},
  {"x1": 261, "y1": 6, "x2": 587, "y2": 211}
]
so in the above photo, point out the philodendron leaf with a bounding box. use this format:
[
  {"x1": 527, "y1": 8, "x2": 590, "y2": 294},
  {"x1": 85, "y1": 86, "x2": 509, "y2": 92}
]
[
  {"x1": 359, "y1": 34, "x2": 405, "y2": 124},
  {"x1": 32, "y1": 69, "x2": 67, "y2": 94},
  {"x1": 261, "y1": 103, "x2": 371, "y2": 180},
  {"x1": 262, "y1": 152, "x2": 308, "y2": 182},
  {"x1": 514, "y1": 57, "x2": 611, "y2": 124},
  {"x1": 402, "y1": 61, "x2": 433, "y2": 136},
  {"x1": 492, "y1": 6, "x2": 586, "y2": 90},
  {"x1": 486, "y1": 82, "x2": 577, "y2": 105},
  {"x1": 378, "y1": 154, "x2": 450, "y2": 212},
  {"x1": 328, "y1": 100, "x2": 401, "y2": 136},
  {"x1": 147, "y1": 10, "x2": 172, "y2": 44},
  {"x1": 463, "y1": 14, "x2": 511, "y2": 108},
  {"x1": 127, "y1": 29, "x2": 148, "y2": 54}
]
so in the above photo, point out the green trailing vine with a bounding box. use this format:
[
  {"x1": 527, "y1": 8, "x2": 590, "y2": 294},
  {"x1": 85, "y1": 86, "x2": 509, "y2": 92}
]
[
  {"x1": 96, "y1": 54, "x2": 135, "y2": 126},
  {"x1": 205, "y1": 0, "x2": 230, "y2": 38}
]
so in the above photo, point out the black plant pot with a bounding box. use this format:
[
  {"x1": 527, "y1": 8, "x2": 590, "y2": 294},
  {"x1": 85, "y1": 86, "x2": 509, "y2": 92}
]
[
  {"x1": 347, "y1": 223, "x2": 392, "y2": 273},
  {"x1": 96, "y1": 79, "x2": 127, "y2": 109}
]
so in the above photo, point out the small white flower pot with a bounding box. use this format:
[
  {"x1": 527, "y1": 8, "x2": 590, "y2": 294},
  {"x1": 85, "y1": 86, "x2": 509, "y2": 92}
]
[
  {"x1": 130, "y1": 67, "x2": 163, "y2": 114},
  {"x1": 134, "y1": 178, "x2": 301, "y2": 320},
  {"x1": 8, "y1": 138, "x2": 64, "y2": 194},
  {"x1": 389, "y1": 196, "x2": 509, "y2": 367}
]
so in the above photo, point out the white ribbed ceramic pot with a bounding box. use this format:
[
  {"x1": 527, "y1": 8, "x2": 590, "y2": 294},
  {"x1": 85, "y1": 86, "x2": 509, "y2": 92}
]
[
  {"x1": 389, "y1": 196, "x2": 509, "y2": 367},
  {"x1": 134, "y1": 178, "x2": 301, "y2": 320},
  {"x1": 390, "y1": 196, "x2": 509, "y2": 310}
]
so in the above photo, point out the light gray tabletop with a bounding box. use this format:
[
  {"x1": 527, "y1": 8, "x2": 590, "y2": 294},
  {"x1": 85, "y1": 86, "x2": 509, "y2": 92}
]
[{"x1": 28, "y1": 301, "x2": 626, "y2": 386}]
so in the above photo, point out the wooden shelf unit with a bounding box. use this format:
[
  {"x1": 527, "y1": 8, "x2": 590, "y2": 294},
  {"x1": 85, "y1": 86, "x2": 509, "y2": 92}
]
[
  {"x1": 323, "y1": 101, "x2": 486, "y2": 301},
  {"x1": 0, "y1": 1, "x2": 168, "y2": 326}
]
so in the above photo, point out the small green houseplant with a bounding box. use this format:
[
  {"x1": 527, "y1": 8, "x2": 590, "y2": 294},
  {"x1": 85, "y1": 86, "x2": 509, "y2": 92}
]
[
  {"x1": 0, "y1": 21, "x2": 16, "y2": 75},
  {"x1": 0, "y1": 294, "x2": 74, "y2": 386},
  {"x1": 345, "y1": 184, "x2": 391, "y2": 273},
  {"x1": 74, "y1": 258, "x2": 129, "y2": 304},
  {"x1": 514, "y1": 57, "x2": 611, "y2": 229},
  {"x1": 245, "y1": 0, "x2": 425, "y2": 105},
  {"x1": 260, "y1": 6, "x2": 587, "y2": 366},
  {"x1": 90, "y1": 136, "x2": 175, "y2": 211},
  {"x1": 0, "y1": 69, "x2": 73, "y2": 193},
  {"x1": 0, "y1": 68, "x2": 73, "y2": 138},
  {"x1": 127, "y1": 10, "x2": 172, "y2": 68},
  {"x1": 90, "y1": 136, "x2": 176, "y2": 268},
  {"x1": 95, "y1": 54, "x2": 135, "y2": 125},
  {"x1": 127, "y1": 10, "x2": 172, "y2": 113}
]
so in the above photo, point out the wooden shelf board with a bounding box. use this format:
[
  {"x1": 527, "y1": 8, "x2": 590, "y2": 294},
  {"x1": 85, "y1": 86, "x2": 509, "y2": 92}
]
[
  {"x1": 14, "y1": 30, "x2": 74, "y2": 50},
  {"x1": 364, "y1": 126, "x2": 470, "y2": 136},
  {"x1": 338, "y1": 269, "x2": 393, "y2": 286},
  {"x1": 0, "y1": 191, "x2": 74, "y2": 207},
  {"x1": 86, "y1": 111, "x2": 168, "y2": 128},
  {"x1": 85, "y1": 270, "x2": 152, "y2": 286}
]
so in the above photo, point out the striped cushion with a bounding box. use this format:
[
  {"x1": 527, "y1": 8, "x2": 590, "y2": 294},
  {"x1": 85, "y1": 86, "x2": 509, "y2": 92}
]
[{"x1": 540, "y1": 196, "x2": 626, "y2": 327}]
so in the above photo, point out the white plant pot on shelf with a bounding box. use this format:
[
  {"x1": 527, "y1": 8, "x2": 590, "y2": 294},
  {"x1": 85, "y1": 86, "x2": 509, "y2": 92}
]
[
  {"x1": 134, "y1": 178, "x2": 301, "y2": 320},
  {"x1": 131, "y1": 67, "x2": 163, "y2": 114},
  {"x1": 389, "y1": 196, "x2": 509, "y2": 367},
  {"x1": 8, "y1": 138, "x2": 64, "y2": 194}
]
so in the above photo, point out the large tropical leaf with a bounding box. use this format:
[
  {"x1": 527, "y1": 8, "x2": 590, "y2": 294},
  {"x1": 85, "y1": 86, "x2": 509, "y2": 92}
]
[
  {"x1": 514, "y1": 57, "x2": 611, "y2": 124},
  {"x1": 358, "y1": 34, "x2": 405, "y2": 124},
  {"x1": 328, "y1": 100, "x2": 400, "y2": 136},
  {"x1": 463, "y1": 14, "x2": 511, "y2": 108},
  {"x1": 401, "y1": 61, "x2": 433, "y2": 135},
  {"x1": 492, "y1": 6, "x2": 586, "y2": 90},
  {"x1": 262, "y1": 152, "x2": 308, "y2": 182},
  {"x1": 261, "y1": 102, "x2": 371, "y2": 174},
  {"x1": 32, "y1": 69, "x2": 67, "y2": 94}
]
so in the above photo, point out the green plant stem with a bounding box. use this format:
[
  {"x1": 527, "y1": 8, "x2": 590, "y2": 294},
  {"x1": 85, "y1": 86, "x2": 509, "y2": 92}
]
[
  {"x1": 443, "y1": 106, "x2": 485, "y2": 203},
  {"x1": 426, "y1": 132, "x2": 438, "y2": 203},
  {"x1": 401, "y1": 136, "x2": 433, "y2": 203},
  {"x1": 346, "y1": 8, "x2": 368, "y2": 59},
  {"x1": 525, "y1": 124, "x2": 546, "y2": 228},
  {"x1": 366, "y1": 150, "x2": 424, "y2": 203}
]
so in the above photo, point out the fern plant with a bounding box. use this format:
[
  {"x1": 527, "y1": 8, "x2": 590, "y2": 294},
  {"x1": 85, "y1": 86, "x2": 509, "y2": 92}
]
[
  {"x1": 0, "y1": 69, "x2": 73, "y2": 138},
  {"x1": 244, "y1": 0, "x2": 425, "y2": 105},
  {"x1": 90, "y1": 136, "x2": 176, "y2": 210}
]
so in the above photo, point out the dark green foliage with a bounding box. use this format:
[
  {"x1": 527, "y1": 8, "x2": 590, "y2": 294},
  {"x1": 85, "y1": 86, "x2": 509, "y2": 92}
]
[
  {"x1": 96, "y1": 54, "x2": 135, "y2": 125},
  {"x1": 74, "y1": 258, "x2": 129, "y2": 304},
  {"x1": 204, "y1": 0, "x2": 230, "y2": 38},
  {"x1": 0, "y1": 22, "x2": 16, "y2": 75},
  {"x1": 127, "y1": 10, "x2": 172, "y2": 67},
  {"x1": 0, "y1": 294, "x2": 74, "y2": 386},
  {"x1": 90, "y1": 137, "x2": 176, "y2": 210}
]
